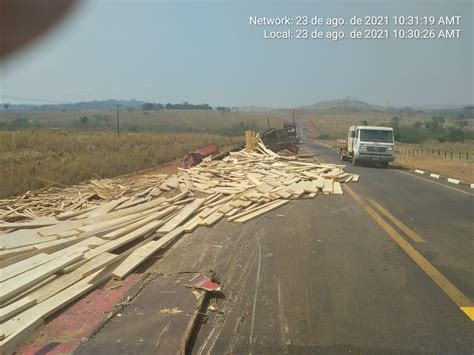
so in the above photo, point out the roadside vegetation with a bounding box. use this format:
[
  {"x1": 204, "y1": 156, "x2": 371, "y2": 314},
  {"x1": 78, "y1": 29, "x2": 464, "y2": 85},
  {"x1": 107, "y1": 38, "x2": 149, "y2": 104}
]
[
  {"x1": 0, "y1": 130, "x2": 242, "y2": 198},
  {"x1": 0, "y1": 109, "x2": 267, "y2": 136},
  {"x1": 389, "y1": 115, "x2": 474, "y2": 143}
]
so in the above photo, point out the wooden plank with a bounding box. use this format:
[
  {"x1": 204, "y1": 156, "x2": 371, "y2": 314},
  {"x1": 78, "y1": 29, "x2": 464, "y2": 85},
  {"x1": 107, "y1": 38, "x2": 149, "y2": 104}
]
[
  {"x1": 322, "y1": 178, "x2": 333, "y2": 194},
  {"x1": 0, "y1": 219, "x2": 57, "y2": 230},
  {"x1": 314, "y1": 177, "x2": 325, "y2": 189},
  {"x1": 343, "y1": 175, "x2": 353, "y2": 183},
  {"x1": 225, "y1": 207, "x2": 241, "y2": 217},
  {"x1": 0, "y1": 252, "x2": 84, "y2": 303},
  {"x1": 100, "y1": 206, "x2": 177, "y2": 240},
  {"x1": 332, "y1": 181, "x2": 343, "y2": 195},
  {"x1": 227, "y1": 201, "x2": 271, "y2": 222},
  {"x1": 201, "y1": 211, "x2": 223, "y2": 227},
  {"x1": 0, "y1": 268, "x2": 111, "y2": 350},
  {"x1": 87, "y1": 197, "x2": 128, "y2": 218},
  {"x1": 0, "y1": 249, "x2": 42, "y2": 268},
  {"x1": 114, "y1": 197, "x2": 148, "y2": 211},
  {"x1": 85, "y1": 220, "x2": 164, "y2": 259},
  {"x1": 303, "y1": 181, "x2": 319, "y2": 193},
  {"x1": 164, "y1": 175, "x2": 180, "y2": 189},
  {"x1": 0, "y1": 297, "x2": 36, "y2": 322},
  {"x1": 0, "y1": 245, "x2": 36, "y2": 260},
  {"x1": 287, "y1": 181, "x2": 308, "y2": 196},
  {"x1": 36, "y1": 220, "x2": 87, "y2": 237},
  {"x1": 0, "y1": 253, "x2": 53, "y2": 282},
  {"x1": 217, "y1": 203, "x2": 234, "y2": 214},
  {"x1": 275, "y1": 189, "x2": 292, "y2": 199},
  {"x1": 198, "y1": 206, "x2": 218, "y2": 219},
  {"x1": 255, "y1": 183, "x2": 272, "y2": 193},
  {"x1": 182, "y1": 214, "x2": 202, "y2": 233},
  {"x1": 84, "y1": 197, "x2": 167, "y2": 225},
  {"x1": 0, "y1": 230, "x2": 58, "y2": 250},
  {"x1": 158, "y1": 199, "x2": 205, "y2": 234},
  {"x1": 232, "y1": 200, "x2": 289, "y2": 224},
  {"x1": 246, "y1": 174, "x2": 260, "y2": 186},
  {"x1": 81, "y1": 252, "x2": 120, "y2": 277},
  {"x1": 112, "y1": 227, "x2": 185, "y2": 280}
]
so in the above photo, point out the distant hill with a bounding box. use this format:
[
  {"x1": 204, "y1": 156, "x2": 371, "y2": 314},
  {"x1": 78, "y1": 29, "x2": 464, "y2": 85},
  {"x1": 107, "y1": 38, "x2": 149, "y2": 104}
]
[
  {"x1": 305, "y1": 99, "x2": 387, "y2": 111},
  {"x1": 232, "y1": 106, "x2": 273, "y2": 113},
  {"x1": 2, "y1": 99, "x2": 147, "y2": 111}
]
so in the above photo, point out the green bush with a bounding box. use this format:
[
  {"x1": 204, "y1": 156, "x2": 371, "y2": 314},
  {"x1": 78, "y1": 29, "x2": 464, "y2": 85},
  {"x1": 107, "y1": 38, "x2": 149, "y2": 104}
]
[{"x1": 391, "y1": 115, "x2": 470, "y2": 143}]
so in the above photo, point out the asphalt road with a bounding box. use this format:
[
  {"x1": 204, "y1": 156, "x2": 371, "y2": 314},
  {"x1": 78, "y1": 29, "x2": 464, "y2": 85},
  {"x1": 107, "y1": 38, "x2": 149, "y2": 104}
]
[{"x1": 144, "y1": 138, "x2": 473, "y2": 354}]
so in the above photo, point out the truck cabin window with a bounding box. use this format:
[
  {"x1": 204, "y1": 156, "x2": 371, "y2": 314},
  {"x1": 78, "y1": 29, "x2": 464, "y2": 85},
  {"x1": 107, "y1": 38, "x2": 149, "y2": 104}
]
[
  {"x1": 350, "y1": 130, "x2": 356, "y2": 138},
  {"x1": 359, "y1": 130, "x2": 393, "y2": 143}
]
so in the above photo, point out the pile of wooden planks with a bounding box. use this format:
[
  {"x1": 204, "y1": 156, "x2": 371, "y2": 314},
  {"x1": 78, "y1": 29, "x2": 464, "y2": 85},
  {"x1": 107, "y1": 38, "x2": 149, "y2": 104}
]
[
  {"x1": 0, "y1": 136, "x2": 359, "y2": 351},
  {"x1": 0, "y1": 175, "x2": 168, "y2": 223}
]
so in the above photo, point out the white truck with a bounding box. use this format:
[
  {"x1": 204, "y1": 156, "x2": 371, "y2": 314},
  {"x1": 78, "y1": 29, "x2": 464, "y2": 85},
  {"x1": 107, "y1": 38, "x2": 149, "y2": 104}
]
[{"x1": 337, "y1": 126, "x2": 395, "y2": 168}]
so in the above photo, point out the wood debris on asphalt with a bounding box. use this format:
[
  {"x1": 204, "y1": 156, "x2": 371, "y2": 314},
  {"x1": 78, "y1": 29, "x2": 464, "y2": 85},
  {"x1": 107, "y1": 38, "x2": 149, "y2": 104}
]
[{"x1": 0, "y1": 133, "x2": 359, "y2": 351}]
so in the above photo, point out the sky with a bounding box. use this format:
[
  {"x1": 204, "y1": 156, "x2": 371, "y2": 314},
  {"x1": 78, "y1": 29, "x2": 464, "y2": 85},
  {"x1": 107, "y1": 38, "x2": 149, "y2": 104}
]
[{"x1": 0, "y1": 0, "x2": 472, "y2": 107}]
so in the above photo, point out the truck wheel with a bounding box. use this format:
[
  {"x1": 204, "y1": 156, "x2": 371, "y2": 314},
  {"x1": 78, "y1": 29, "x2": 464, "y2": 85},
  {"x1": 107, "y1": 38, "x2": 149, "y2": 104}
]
[
  {"x1": 381, "y1": 162, "x2": 389, "y2": 168},
  {"x1": 352, "y1": 156, "x2": 357, "y2": 166}
]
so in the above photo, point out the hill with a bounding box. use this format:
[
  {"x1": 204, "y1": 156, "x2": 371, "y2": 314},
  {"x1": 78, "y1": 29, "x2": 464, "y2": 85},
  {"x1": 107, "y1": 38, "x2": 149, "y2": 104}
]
[
  {"x1": 305, "y1": 98, "x2": 387, "y2": 112},
  {"x1": 2, "y1": 99, "x2": 147, "y2": 111}
]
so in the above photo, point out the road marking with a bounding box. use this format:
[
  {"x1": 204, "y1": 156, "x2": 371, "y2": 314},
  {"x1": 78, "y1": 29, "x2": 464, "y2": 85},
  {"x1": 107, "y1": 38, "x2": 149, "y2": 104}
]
[
  {"x1": 394, "y1": 169, "x2": 474, "y2": 197},
  {"x1": 447, "y1": 178, "x2": 460, "y2": 185},
  {"x1": 344, "y1": 185, "x2": 474, "y2": 320},
  {"x1": 460, "y1": 307, "x2": 474, "y2": 321},
  {"x1": 368, "y1": 198, "x2": 426, "y2": 243}
]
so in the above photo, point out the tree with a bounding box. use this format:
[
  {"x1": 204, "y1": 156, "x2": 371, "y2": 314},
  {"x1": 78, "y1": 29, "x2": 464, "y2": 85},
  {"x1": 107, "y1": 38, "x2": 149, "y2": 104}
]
[
  {"x1": 390, "y1": 116, "x2": 400, "y2": 139},
  {"x1": 79, "y1": 116, "x2": 89, "y2": 125},
  {"x1": 453, "y1": 116, "x2": 468, "y2": 130},
  {"x1": 216, "y1": 106, "x2": 230, "y2": 115},
  {"x1": 425, "y1": 115, "x2": 445, "y2": 133},
  {"x1": 3, "y1": 103, "x2": 9, "y2": 110},
  {"x1": 126, "y1": 107, "x2": 136, "y2": 113},
  {"x1": 361, "y1": 119, "x2": 368, "y2": 126},
  {"x1": 412, "y1": 121, "x2": 423, "y2": 130},
  {"x1": 143, "y1": 103, "x2": 154, "y2": 111}
]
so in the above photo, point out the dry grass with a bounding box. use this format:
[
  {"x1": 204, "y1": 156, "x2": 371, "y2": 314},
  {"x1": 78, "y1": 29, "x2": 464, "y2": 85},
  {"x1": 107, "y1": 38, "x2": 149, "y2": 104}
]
[
  {"x1": 0, "y1": 130, "x2": 242, "y2": 198},
  {"x1": 0, "y1": 109, "x2": 269, "y2": 134},
  {"x1": 394, "y1": 155, "x2": 473, "y2": 182},
  {"x1": 394, "y1": 140, "x2": 474, "y2": 182}
]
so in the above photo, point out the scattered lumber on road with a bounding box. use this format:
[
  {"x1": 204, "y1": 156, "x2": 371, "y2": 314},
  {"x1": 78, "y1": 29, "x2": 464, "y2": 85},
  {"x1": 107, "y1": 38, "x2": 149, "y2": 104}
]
[{"x1": 0, "y1": 133, "x2": 359, "y2": 351}]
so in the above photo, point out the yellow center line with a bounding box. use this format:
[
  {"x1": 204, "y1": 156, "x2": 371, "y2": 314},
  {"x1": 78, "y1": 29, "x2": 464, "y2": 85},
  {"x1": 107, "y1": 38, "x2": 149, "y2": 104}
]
[
  {"x1": 344, "y1": 184, "x2": 474, "y2": 320},
  {"x1": 368, "y1": 198, "x2": 426, "y2": 243},
  {"x1": 314, "y1": 154, "x2": 473, "y2": 319}
]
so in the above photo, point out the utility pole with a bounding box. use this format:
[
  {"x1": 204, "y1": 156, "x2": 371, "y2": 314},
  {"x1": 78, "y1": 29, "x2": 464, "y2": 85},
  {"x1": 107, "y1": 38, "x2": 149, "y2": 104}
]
[
  {"x1": 116, "y1": 104, "x2": 120, "y2": 135},
  {"x1": 292, "y1": 109, "x2": 295, "y2": 125}
]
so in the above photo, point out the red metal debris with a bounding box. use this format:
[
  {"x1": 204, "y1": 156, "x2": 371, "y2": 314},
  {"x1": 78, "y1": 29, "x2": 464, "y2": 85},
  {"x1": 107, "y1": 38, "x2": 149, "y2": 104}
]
[
  {"x1": 187, "y1": 274, "x2": 221, "y2": 292},
  {"x1": 182, "y1": 143, "x2": 219, "y2": 168}
]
